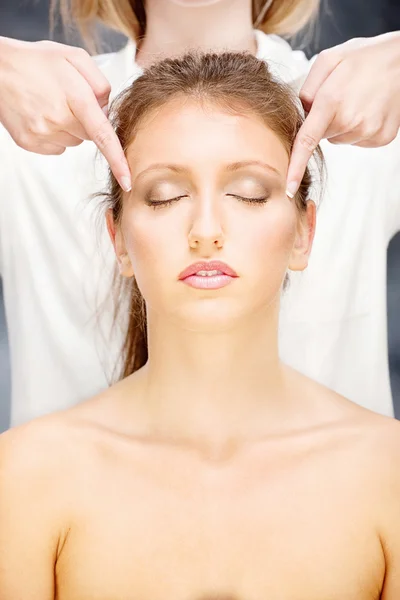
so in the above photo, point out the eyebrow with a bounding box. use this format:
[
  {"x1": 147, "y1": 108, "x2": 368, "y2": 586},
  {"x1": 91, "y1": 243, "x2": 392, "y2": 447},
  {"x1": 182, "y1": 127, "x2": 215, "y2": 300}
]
[
  {"x1": 133, "y1": 160, "x2": 282, "y2": 182},
  {"x1": 134, "y1": 164, "x2": 189, "y2": 183},
  {"x1": 225, "y1": 160, "x2": 282, "y2": 176}
]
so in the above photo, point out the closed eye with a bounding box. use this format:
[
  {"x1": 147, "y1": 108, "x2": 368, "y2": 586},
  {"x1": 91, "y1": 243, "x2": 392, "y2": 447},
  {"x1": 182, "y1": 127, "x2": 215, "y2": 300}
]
[
  {"x1": 145, "y1": 195, "x2": 189, "y2": 210},
  {"x1": 227, "y1": 194, "x2": 269, "y2": 205}
]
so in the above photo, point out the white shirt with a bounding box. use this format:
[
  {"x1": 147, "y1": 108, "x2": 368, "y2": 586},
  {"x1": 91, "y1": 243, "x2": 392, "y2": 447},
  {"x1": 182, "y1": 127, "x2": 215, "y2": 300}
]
[{"x1": 0, "y1": 31, "x2": 399, "y2": 425}]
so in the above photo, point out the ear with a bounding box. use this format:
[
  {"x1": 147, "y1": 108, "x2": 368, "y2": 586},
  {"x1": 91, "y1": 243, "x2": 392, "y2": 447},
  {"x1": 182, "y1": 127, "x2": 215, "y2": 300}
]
[
  {"x1": 288, "y1": 200, "x2": 316, "y2": 272},
  {"x1": 106, "y1": 208, "x2": 134, "y2": 278}
]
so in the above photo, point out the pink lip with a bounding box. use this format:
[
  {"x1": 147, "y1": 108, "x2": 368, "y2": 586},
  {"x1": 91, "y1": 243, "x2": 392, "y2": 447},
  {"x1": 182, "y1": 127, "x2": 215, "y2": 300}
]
[{"x1": 178, "y1": 260, "x2": 238, "y2": 290}]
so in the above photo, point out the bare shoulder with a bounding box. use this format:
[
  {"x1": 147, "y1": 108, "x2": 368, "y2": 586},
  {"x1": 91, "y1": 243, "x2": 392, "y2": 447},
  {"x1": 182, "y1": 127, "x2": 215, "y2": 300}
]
[
  {"x1": 334, "y1": 405, "x2": 400, "y2": 498},
  {"x1": 328, "y1": 386, "x2": 400, "y2": 467},
  {"x1": 366, "y1": 412, "x2": 400, "y2": 473},
  {"x1": 0, "y1": 393, "x2": 114, "y2": 480},
  {"x1": 0, "y1": 414, "x2": 81, "y2": 561},
  {"x1": 0, "y1": 412, "x2": 82, "y2": 489},
  {"x1": 365, "y1": 415, "x2": 400, "y2": 578},
  {"x1": 289, "y1": 367, "x2": 400, "y2": 468},
  {"x1": 0, "y1": 382, "x2": 139, "y2": 486},
  {"x1": 0, "y1": 407, "x2": 115, "y2": 598}
]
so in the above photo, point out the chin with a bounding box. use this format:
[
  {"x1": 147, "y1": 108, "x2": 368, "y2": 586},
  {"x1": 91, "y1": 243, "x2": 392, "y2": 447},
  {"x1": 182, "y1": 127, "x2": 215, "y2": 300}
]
[{"x1": 174, "y1": 297, "x2": 257, "y2": 332}]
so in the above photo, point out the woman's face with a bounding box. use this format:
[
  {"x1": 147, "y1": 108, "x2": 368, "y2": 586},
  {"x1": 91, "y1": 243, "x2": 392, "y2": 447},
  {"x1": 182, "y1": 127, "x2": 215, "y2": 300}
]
[{"x1": 109, "y1": 98, "x2": 315, "y2": 330}]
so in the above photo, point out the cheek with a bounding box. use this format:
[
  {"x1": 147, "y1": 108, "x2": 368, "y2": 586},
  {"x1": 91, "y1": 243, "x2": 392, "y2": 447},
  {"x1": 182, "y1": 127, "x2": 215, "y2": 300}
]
[
  {"x1": 241, "y1": 201, "x2": 297, "y2": 261},
  {"x1": 120, "y1": 207, "x2": 180, "y2": 294},
  {"x1": 244, "y1": 204, "x2": 297, "y2": 302},
  {"x1": 123, "y1": 212, "x2": 164, "y2": 264}
]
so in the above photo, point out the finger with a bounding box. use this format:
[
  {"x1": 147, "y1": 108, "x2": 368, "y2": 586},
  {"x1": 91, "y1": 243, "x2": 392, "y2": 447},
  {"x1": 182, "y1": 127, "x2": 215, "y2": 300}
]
[
  {"x1": 355, "y1": 139, "x2": 384, "y2": 148},
  {"x1": 29, "y1": 143, "x2": 67, "y2": 156},
  {"x1": 60, "y1": 104, "x2": 90, "y2": 140},
  {"x1": 353, "y1": 131, "x2": 398, "y2": 149},
  {"x1": 327, "y1": 132, "x2": 364, "y2": 146},
  {"x1": 300, "y1": 49, "x2": 343, "y2": 109},
  {"x1": 64, "y1": 118, "x2": 90, "y2": 141},
  {"x1": 66, "y1": 47, "x2": 112, "y2": 113},
  {"x1": 46, "y1": 131, "x2": 85, "y2": 148},
  {"x1": 327, "y1": 121, "x2": 397, "y2": 148},
  {"x1": 286, "y1": 99, "x2": 336, "y2": 197},
  {"x1": 68, "y1": 80, "x2": 131, "y2": 191}
]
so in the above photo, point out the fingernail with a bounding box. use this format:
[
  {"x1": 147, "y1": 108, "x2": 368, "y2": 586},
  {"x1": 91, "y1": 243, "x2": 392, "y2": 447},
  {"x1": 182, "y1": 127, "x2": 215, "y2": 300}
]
[
  {"x1": 102, "y1": 104, "x2": 109, "y2": 118},
  {"x1": 121, "y1": 176, "x2": 131, "y2": 192},
  {"x1": 286, "y1": 181, "x2": 298, "y2": 199}
]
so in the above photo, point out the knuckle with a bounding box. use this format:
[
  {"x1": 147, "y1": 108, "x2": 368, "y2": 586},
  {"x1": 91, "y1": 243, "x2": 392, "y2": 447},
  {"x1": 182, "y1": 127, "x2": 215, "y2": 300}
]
[
  {"x1": 344, "y1": 37, "x2": 365, "y2": 51},
  {"x1": 298, "y1": 133, "x2": 318, "y2": 152},
  {"x1": 27, "y1": 117, "x2": 50, "y2": 137},
  {"x1": 338, "y1": 109, "x2": 361, "y2": 131},
  {"x1": 361, "y1": 122, "x2": 381, "y2": 141},
  {"x1": 75, "y1": 46, "x2": 89, "y2": 57},
  {"x1": 68, "y1": 91, "x2": 87, "y2": 113},
  {"x1": 95, "y1": 80, "x2": 111, "y2": 100},
  {"x1": 36, "y1": 40, "x2": 61, "y2": 55},
  {"x1": 375, "y1": 128, "x2": 396, "y2": 147},
  {"x1": 47, "y1": 110, "x2": 68, "y2": 128},
  {"x1": 53, "y1": 146, "x2": 66, "y2": 156},
  {"x1": 67, "y1": 137, "x2": 83, "y2": 148},
  {"x1": 70, "y1": 46, "x2": 90, "y2": 62},
  {"x1": 328, "y1": 137, "x2": 343, "y2": 146},
  {"x1": 42, "y1": 102, "x2": 68, "y2": 125},
  {"x1": 354, "y1": 139, "x2": 378, "y2": 149},
  {"x1": 318, "y1": 48, "x2": 331, "y2": 61},
  {"x1": 318, "y1": 48, "x2": 337, "y2": 68},
  {"x1": 349, "y1": 113, "x2": 364, "y2": 131},
  {"x1": 13, "y1": 131, "x2": 34, "y2": 151},
  {"x1": 300, "y1": 88, "x2": 313, "y2": 105},
  {"x1": 36, "y1": 39, "x2": 56, "y2": 48},
  {"x1": 92, "y1": 123, "x2": 114, "y2": 149},
  {"x1": 40, "y1": 144, "x2": 67, "y2": 156}
]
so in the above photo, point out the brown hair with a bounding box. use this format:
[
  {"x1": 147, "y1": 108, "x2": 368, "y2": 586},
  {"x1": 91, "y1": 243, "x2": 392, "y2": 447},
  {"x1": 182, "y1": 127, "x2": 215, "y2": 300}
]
[
  {"x1": 50, "y1": 0, "x2": 320, "y2": 51},
  {"x1": 101, "y1": 51, "x2": 323, "y2": 380}
]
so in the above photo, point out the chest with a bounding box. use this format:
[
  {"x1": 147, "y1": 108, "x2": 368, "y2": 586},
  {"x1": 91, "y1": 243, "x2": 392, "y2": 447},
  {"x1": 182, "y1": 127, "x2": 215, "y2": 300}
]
[{"x1": 55, "y1": 445, "x2": 384, "y2": 600}]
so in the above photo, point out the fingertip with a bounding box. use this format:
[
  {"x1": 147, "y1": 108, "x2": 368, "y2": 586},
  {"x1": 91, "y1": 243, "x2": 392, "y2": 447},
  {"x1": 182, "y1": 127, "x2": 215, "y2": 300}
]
[
  {"x1": 286, "y1": 181, "x2": 298, "y2": 199},
  {"x1": 299, "y1": 89, "x2": 313, "y2": 105},
  {"x1": 120, "y1": 176, "x2": 132, "y2": 193}
]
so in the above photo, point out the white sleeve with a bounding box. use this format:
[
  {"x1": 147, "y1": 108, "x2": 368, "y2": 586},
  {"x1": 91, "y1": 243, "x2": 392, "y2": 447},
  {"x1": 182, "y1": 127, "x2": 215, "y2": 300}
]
[
  {"x1": 385, "y1": 130, "x2": 400, "y2": 242},
  {"x1": 0, "y1": 125, "x2": 18, "y2": 277},
  {"x1": 0, "y1": 128, "x2": 10, "y2": 276}
]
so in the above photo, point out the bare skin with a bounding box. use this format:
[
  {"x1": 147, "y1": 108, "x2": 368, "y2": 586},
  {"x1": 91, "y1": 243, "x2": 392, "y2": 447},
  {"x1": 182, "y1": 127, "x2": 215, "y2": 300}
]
[
  {"x1": 0, "y1": 368, "x2": 399, "y2": 599},
  {"x1": 0, "y1": 1, "x2": 399, "y2": 192},
  {"x1": 1, "y1": 94, "x2": 399, "y2": 599}
]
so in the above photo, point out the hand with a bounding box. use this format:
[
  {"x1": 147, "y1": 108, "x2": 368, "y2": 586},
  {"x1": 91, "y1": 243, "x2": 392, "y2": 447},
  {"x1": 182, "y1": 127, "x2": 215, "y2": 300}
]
[
  {"x1": 286, "y1": 31, "x2": 400, "y2": 198},
  {"x1": 0, "y1": 37, "x2": 131, "y2": 191}
]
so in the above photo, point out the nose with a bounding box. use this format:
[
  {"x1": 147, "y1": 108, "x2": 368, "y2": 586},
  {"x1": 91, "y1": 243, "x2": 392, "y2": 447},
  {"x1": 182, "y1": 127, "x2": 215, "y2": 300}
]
[{"x1": 188, "y1": 198, "x2": 224, "y2": 253}]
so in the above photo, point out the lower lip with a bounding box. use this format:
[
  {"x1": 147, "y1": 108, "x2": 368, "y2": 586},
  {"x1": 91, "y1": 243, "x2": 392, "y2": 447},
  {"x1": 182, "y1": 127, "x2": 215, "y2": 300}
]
[{"x1": 181, "y1": 274, "x2": 235, "y2": 290}]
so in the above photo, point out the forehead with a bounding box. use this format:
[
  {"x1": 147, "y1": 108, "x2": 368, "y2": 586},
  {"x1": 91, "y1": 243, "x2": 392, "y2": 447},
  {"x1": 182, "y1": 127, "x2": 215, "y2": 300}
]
[{"x1": 126, "y1": 97, "x2": 289, "y2": 178}]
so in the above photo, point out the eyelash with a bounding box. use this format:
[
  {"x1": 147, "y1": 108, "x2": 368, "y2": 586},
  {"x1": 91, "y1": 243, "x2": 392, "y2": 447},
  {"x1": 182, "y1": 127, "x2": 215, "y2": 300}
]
[
  {"x1": 145, "y1": 195, "x2": 188, "y2": 210},
  {"x1": 145, "y1": 194, "x2": 269, "y2": 210},
  {"x1": 227, "y1": 194, "x2": 269, "y2": 205}
]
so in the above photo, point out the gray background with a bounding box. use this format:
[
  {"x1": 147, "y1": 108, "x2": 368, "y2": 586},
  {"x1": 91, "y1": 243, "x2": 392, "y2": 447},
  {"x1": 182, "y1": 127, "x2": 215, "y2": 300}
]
[{"x1": 1, "y1": 0, "x2": 400, "y2": 431}]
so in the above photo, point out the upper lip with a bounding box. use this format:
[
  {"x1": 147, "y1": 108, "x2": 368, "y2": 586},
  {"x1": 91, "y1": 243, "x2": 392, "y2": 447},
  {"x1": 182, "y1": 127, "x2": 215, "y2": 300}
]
[{"x1": 178, "y1": 260, "x2": 238, "y2": 280}]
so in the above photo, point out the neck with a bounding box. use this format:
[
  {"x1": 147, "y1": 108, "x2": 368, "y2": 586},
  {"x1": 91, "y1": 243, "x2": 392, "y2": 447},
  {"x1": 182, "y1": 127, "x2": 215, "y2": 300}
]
[
  {"x1": 129, "y1": 300, "x2": 295, "y2": 453},
  {"x1": 136, "y1": 0, "x2": 257, "y2": 68}
]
